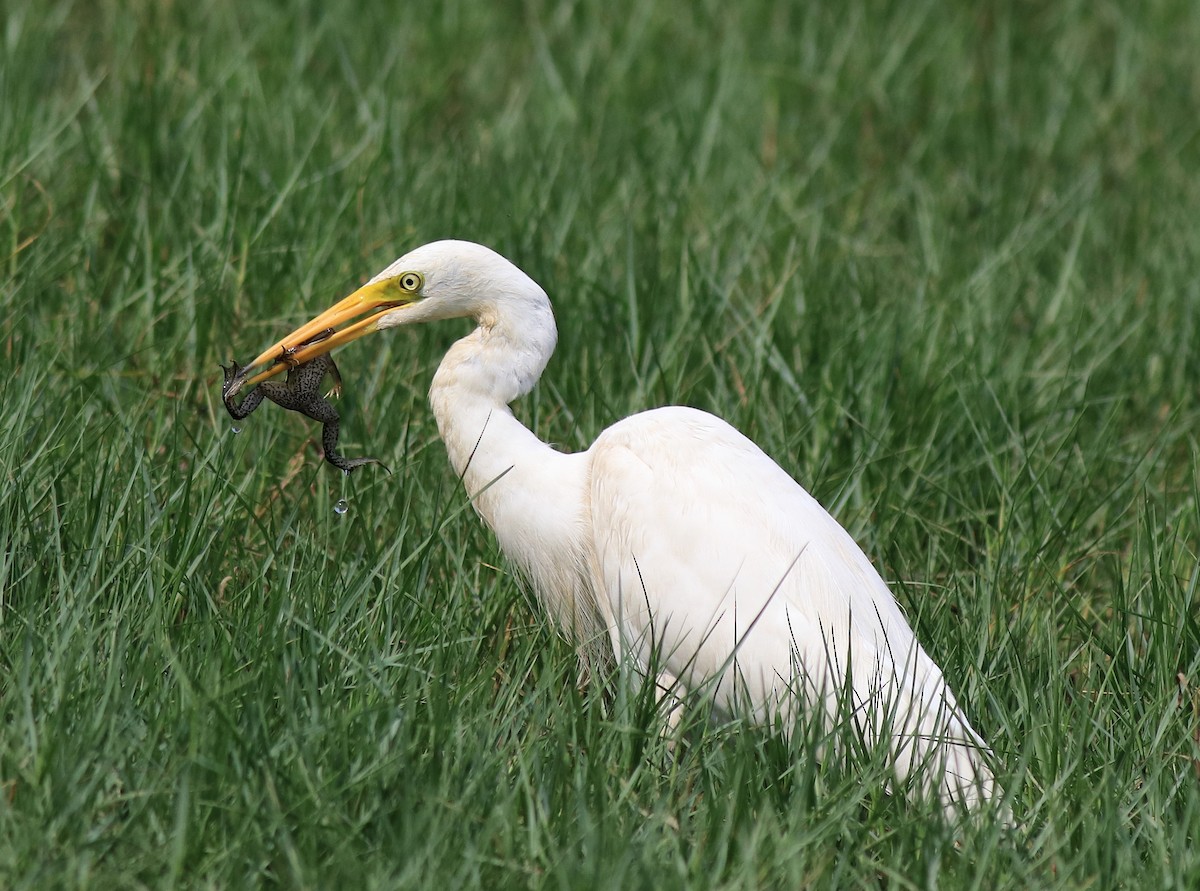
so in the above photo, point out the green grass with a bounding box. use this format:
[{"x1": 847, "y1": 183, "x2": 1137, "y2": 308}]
[{"x1": 3, "y1": 0, "x2": 1200, "y2": 886}]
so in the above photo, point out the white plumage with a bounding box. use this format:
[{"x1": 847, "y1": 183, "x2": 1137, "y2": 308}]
[{"x1": 240, "y1": 239, "x2": 1001, "y2": 816}]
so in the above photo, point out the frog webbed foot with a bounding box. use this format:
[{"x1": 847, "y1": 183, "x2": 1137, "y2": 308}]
[
  {"x1": 325, "y1": 356, "x2": 344, "y2": 400},
  {"x1": 219, "y1": 361, "x2": 243, "y2": 395},
  {"x1": 325, "y1": 453, "x2": 389, "y2": 474}
]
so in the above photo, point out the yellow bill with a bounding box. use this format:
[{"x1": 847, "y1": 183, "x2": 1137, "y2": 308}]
[{"x1": 233, "y1": 276, "x2": 417, "y2": 391}]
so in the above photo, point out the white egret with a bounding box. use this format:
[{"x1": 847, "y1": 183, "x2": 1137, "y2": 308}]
[{"x1": 232, "y1": 240, "x2": 1001, "y2": 816}]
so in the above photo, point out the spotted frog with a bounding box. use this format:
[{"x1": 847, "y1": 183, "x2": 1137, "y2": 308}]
[{"x1": 220, "y1": 350, "x2": 385, "y2": 474}]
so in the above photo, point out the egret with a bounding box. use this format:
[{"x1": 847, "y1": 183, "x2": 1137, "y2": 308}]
[{"x1": 230, "y1": 240, "x2": 1001, "y2": 816}]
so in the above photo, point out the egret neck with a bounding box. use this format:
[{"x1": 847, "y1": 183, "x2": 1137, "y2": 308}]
[{"x1": 426, "y1": 299, "x2": 597, "y2": 639}]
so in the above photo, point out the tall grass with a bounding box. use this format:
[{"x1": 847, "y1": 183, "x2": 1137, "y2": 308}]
[{"x1": 2, "y1": 0, "x2": 1199, "y2": 886}]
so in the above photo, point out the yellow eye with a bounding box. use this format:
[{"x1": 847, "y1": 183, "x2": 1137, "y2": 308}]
[{"x1": 398, "y1": 272, "x2": 423, "y2": 292}]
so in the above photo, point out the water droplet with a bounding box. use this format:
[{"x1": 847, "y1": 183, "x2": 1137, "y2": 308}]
[
  {"x1": 333, "y1": 499, "x2": 349, "y2": 515},
  {"x1": 231, "y1": 426, "x2": 242, "y2": 434}
]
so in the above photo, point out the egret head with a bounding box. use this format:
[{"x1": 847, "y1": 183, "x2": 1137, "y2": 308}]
[{"x1": 232, "y1": 240, "x2": 546, "y2": 392}]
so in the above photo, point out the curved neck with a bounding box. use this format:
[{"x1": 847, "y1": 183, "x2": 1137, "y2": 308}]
[
  {"x1": 425, "y1": 299, "x2": 599, "y2": 642},
  {"x1": 433, "y1": 306, "x2": 555, "y2": 407},
  {"x1": 428, "y1": 310, "x2": 563, "y2": 516}
]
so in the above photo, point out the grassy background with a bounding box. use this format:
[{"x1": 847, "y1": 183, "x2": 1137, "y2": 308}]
[{"x1": 3, "y1": 0, "x2": 1200, "y2": 886}]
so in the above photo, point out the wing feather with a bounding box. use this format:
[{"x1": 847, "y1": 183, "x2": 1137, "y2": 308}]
[{"x1": 586, "y1": 406, "x2": 997, "y2": 812}]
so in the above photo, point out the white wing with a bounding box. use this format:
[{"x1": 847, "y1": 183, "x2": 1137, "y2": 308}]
[{"x1": 586, "y1": 406, "x2": 996, "y2": 813}]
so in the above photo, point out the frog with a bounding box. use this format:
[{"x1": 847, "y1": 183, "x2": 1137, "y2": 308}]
[{"x1": 220, "y1": 346, "x2": 386, "y2": 474}]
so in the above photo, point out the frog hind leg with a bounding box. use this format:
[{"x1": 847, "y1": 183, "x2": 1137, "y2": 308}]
[
  {"x1": 293, "y1": 392, "x2": 384, "y2": 473},
  {"x1": 320, "y1": 416, "x2": 389, "y2": 473},
  {"x1": 220, "y1": 362, "x2": 265, "y2": 420}
]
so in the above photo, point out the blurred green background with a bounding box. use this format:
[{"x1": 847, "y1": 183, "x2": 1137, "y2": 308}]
[{"x1": 2, "y1": 1, "x2": 1199, "y2": 887}]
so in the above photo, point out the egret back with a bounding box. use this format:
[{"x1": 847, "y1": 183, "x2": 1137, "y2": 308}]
[{"x1": 585, "y1": 405, "x2": 997, "y2": 813}]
